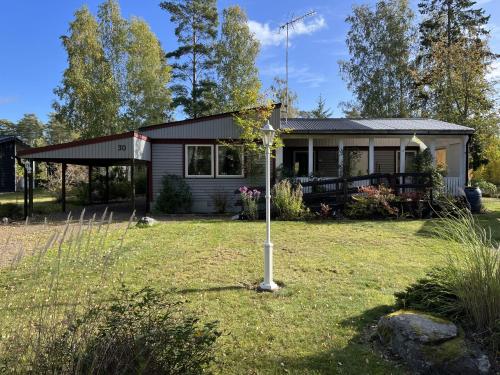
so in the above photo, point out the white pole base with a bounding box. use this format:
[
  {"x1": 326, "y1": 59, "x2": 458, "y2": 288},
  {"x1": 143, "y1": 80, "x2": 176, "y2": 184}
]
[{"x1": 258, "y1": 281, "x2": 280, "y2": 292}]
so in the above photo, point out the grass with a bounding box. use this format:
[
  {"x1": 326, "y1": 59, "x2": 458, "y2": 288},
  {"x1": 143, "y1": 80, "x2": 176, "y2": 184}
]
[
  {"x1": 0, "y1": 199, "x2": 498, "y2": 374},
  {"x1": 0, "y1": 189, "x2": 82, "y2": 217}
]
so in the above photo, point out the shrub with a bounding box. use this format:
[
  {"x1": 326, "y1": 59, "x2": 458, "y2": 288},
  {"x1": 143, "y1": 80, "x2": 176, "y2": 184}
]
[
  {"x1": 33, "y1": 287, "x2": 220, "y2": 375},
  {"x1": 0, "y1": 203, "x2": 23, "y2": 220},
  {"x1": 211, "y1": 191, "x2": 229, "y2": 214},
  {"x1": 345, "y1": 185, "x2": 399, "y2": 219},
  {"x1": 272, "y1": 180, "x2": 308, "y2": 220},
  {"x1": 239, "y1": 186, "x2": 261, "y2": 220},
  {"x1": 472, "y1": 179, "x2": 497, "y2": 197},
  {"x1": 413, "y1": 149, "x2": 445, "y2": 193},
  {"x1": 155, "y1": 175, "x2": 192, "y2": 213},
  {"x1": 315, "y1": 203, "x2": 333, "y2": 220}
]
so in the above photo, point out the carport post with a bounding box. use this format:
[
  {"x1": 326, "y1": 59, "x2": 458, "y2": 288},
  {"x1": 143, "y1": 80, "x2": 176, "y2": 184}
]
[
  {"x1": 88, "y1": 165, "x2": 92, "y2": 204},
  {"x1": 105, "y1": 166, "x2": 109, "y2": 204},
  {"x1": 61, "y1": 163, "x2": 67, "y2": 213},
  {"x1": 131, "y1": 160, "x2": 135, "y2": 211},
  {"x1": 28, "y1": 160, "x2": 34, "y2": 217},
  {"x1": 146, "y1": 161, "x2": 152, "y2": 213},
  {"x1": 23, "y1": 163, "x2": 28, "y2": 218}
]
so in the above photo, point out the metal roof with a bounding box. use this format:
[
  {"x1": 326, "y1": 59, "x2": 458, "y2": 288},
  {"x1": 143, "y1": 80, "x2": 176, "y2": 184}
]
[
  {"x1": 280, "y1": 118, "x2": 474, "y2": 135},
  {"x1": 0, "y1": 135, "x2": 28, "y2": 145}
]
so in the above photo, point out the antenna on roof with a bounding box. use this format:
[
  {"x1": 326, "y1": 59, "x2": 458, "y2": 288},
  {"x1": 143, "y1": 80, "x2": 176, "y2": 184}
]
[{"x1": 279, "y1": 10, "x2": 316, "y2": 124}]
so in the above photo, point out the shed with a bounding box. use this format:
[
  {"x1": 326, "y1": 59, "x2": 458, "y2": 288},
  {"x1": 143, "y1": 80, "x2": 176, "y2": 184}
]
[{"x1": 0, "y1": 136, "x2": 29, "y2": 192}]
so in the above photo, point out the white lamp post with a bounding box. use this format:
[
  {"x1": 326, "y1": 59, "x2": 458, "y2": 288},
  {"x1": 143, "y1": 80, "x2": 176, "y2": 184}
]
[{"x1": 259, "y1": 120, "x2": 279, "y2": 291}]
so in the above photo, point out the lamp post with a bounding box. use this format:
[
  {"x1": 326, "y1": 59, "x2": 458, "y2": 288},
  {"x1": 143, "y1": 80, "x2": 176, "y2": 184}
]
[{"x1": 260, "y1": 121, "x2": 279, "y2": 291}]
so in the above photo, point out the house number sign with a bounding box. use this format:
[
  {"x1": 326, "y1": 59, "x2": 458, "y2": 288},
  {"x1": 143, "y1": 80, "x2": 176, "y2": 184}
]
[{"x1": 118, "y1": 144, "x2": 127, "y2": 151}]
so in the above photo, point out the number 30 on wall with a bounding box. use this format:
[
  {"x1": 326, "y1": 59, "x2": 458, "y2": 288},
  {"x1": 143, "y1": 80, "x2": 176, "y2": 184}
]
[{"x1": 118, "y1": 144, "x2": 126, "y2": 151}]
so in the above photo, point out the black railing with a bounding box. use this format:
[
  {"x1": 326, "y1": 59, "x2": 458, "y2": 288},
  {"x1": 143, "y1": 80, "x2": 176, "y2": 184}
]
[{"x1": 234, "y1": 172, "x2": 433, "y2": 207}]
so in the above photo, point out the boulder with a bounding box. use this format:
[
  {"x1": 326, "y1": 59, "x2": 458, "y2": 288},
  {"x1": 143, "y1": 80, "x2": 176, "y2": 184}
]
[
  {"x1": 1, "y1": 217, "x2": 9, "y2": 225},
  {"x1": 377, "y1": 310, "x2": 490, "y2": 374},
  {"x1": 136, "y1": 216, "x2": 158, "y2": 227}
]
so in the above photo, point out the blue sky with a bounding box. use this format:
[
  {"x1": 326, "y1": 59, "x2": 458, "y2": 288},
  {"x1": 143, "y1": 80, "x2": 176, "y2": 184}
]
[{"x1": 0, "y1": 0, "x2": 499, "y2": 123}]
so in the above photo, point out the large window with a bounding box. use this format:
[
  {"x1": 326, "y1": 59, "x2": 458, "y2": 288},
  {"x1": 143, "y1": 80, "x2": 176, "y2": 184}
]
[
  {"x1": 185, "y1": 145, "x2": 213, "y2": 177},
  {"x1": 216, "y1": 145, "x2": 244, "y2": 177}
]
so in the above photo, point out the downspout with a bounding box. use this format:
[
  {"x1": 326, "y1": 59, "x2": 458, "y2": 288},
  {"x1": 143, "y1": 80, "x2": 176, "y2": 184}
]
[
  {"x1": 465, "y1": 134, "x2": 472, "y2": 186},
  {"x1": 15, "y1": 157, "x2": 28, "y2": 219}
]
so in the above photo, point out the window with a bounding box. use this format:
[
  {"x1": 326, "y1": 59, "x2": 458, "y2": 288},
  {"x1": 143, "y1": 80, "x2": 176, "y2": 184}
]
[
  {"x1": 216, "y1": 145, "x2": 244, "y2": 177},
  {"x1": 185, "y1": 145, "x2": 213, "y2": 177},
  {"x1": 396, "y1": 150, "x2": 417, "y2": 172}
]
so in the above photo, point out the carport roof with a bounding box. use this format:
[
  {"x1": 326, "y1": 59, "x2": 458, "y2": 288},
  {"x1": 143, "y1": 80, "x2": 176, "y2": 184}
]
[{"x1": 17, "y1": 131, "x2": 150, "y2": 165}]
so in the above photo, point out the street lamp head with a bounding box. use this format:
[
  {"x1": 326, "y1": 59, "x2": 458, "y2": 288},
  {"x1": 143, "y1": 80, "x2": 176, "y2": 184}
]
[{"x1": 261, "y1": 120, "x2": 275, "y2": 147}]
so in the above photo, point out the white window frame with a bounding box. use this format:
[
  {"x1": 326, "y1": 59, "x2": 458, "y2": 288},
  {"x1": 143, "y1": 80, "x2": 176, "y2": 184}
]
[
  {"x1": 185, "y1": 144, "x2": 214, "y2": 178},
  {"x1": 216, "y1": 144, "x2": 245, "y2": 178}
]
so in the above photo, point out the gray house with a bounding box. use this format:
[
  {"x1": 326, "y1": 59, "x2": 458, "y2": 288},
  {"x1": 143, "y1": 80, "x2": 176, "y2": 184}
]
[
  {"x1": 18, "y1": 104, "x2": 474, "y2": 214},
  {"x1": 0, "y1": 136, "x2": 28, "y2": 192}
]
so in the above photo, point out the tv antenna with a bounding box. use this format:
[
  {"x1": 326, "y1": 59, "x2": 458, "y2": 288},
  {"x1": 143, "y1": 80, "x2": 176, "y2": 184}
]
[{"x1": 279, "y1": 10, "x2": 316, "y2": 123}]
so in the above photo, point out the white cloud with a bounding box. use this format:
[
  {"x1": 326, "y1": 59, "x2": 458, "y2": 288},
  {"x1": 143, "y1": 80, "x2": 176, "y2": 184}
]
[
  {"x1": 487, "y1": 60, "x2": 500, "y2": 83},
  {"x1": 0, "y1": 96, "x2": 17, "y2": 105},
  {"x1": 261, "y1": 64, "x2": 326, "y2": 88},
  {"x1": 248, "y1": 16, "x2": 327, "y2": 47}
]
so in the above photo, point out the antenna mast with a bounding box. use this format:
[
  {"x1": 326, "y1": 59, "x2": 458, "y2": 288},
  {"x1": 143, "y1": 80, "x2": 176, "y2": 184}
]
[{"x1": 279, "y1": 10, "x2": 316, "y2": 123}]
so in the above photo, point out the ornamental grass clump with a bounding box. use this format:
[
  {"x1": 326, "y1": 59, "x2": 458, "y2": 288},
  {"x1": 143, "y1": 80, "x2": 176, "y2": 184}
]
[
  {"x1": 239, "y1": 186, "x2": 261, "y2": 220},
  {"x1": 0, "y1": 210, "x2": 220, "y2": 374},
  {"x1": 396, "y1": 202, "x2": 500, "y2": 351},
  {"x1": 272, "y1": 179, "x2": 308, "y2": 220}
]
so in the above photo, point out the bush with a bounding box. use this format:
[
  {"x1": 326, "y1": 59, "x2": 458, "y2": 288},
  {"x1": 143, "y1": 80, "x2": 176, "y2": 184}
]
[
  {"x1": 155, "y1": 175, "x2": 192, "y2": 213},
  {"x1": 0, "y1": 203, "x2": 23, "y2": 220},
  {"x1": 472, "y1": 179, "x2": 497, "y2": 197},
  {"x1": 272, "y1": 180, "x2": 308, "y2": 220},
  {"x1": 32, "y1": 287, "x2": 220, "y2": 375},
  {"x1": 345, "y1": 185, "x2": 399, "y2": 219},
  {"x1": 238, "y1": 186, "x2": 261, "y2": 220}
]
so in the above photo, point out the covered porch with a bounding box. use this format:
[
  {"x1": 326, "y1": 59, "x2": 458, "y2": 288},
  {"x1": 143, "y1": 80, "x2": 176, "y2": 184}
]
[{"x1": 276, "y1": 134, "x2": 470, "y2": 196}]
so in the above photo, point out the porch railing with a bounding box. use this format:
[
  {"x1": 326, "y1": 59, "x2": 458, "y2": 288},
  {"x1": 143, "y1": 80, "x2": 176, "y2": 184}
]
[{"x1": 297, "y1": 173, "x2": 433, "y2": 206}]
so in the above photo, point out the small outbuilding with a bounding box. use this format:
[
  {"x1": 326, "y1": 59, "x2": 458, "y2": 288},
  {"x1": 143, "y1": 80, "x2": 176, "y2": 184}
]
[{"x1": 0, "y1": 136, "x2": 29, "y2": 193}]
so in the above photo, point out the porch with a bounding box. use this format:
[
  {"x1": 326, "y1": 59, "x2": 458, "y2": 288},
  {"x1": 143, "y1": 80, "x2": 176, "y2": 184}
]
[{"x1": 276, "y1": 134, "x2": 469, "y2": 196}]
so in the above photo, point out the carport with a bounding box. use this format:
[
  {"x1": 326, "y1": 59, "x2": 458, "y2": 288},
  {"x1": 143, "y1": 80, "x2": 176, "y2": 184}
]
[{"x1": 17, "y1": 131, "x2": 152, "y2": 217}]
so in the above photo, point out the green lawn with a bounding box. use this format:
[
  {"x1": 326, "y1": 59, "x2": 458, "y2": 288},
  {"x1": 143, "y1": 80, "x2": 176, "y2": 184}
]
[{"x1": 1, "y1": 199, "x2": 499, "y2": 374}]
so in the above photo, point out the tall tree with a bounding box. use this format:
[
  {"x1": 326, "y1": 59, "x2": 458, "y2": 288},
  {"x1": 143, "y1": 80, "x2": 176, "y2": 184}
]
[
  {"x1": 0, "y1": 120, "x2": 15, "y2": 136},
  {"x1": 416, "y1": 0, "x2": 497, "y2": 168},
  {"x1": 98, "y1": 0, "x2": 128, "y2": 120},
  {"x1": 339, "y1": 0, "x2": 416, "y2": 118},
  {"x1": 54, "y1": 6, "x2": 119, "y2": 139},
  {"x1": 160, "y1": 0, "x2": 218, "y2": 118},
  {"x1": 45, "y1": 114, "x2": 77, "y2": 145},
  {"x1": 55, "y1": 2, "x2": 172, "y2": 138},
  {"x1": 418, "y1": 0, "x2": 489, "y2": 52},
  {"x1": 15, "y1": 114, "x2": 45, "y2": 146},
  {"x1": 310, "y1": 94, "x2": 333, "y2": 119},
  {"x1": 216, "y1": 6, "x2": 261, "y2": 112},
  {"x1": 270, "y1": 77, "x2": 299, "y2": 118},
  {"x1": 125, "y1": 17, "x2": 172, "y2": 128}
]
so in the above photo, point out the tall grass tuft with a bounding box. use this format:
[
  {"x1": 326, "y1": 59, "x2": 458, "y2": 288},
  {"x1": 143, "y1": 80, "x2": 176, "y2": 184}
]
[
  {"x1": 433, "y1": 205, "x2": 500, "y2": 348},
  {"x1": 0, "y1": 209, "x2": 134, "y2": 373}
]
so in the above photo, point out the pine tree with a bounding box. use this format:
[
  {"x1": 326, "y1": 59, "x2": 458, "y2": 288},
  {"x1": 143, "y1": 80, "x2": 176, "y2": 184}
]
[
  {"x1": 0, "y1": 120, "x2": 15, "y2": 136},
  {"x1": 310, "y1": 94, "x2": 333, "y2": 119},
  {"x1": 216, "y1": 6, "x2": 261, "y2": 113},
  {"x1": 418, "y1": 0, "x2": 490, "y2": 52},
  {"x1": 416, "y1": 0, "x2": 497, "y2": 168},
  {"x1": 45, "y1": 114, "x2": 77, "y2": 145},
  {"x1": 160, "y1": 0, "x2": 218, "y2": 118},
  {"x1": 339, "y1": 0, "x2": 416, "y2": 118},
  {"x1": 15, "y1": 114, "x2": 45, "y2": 146}
]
